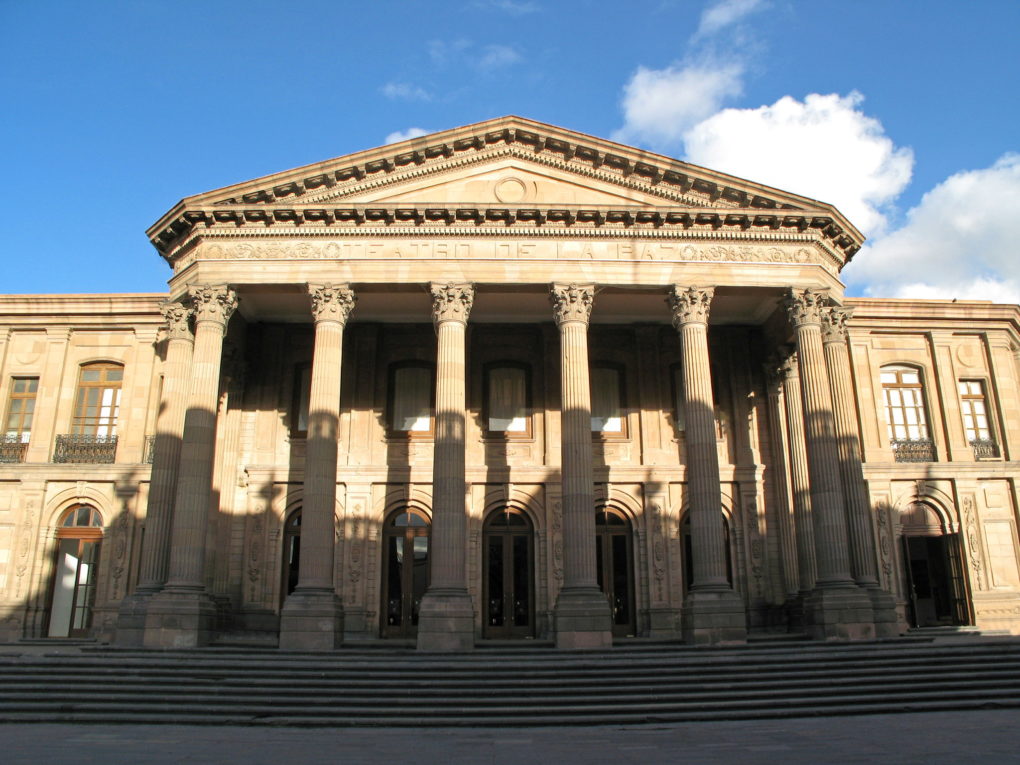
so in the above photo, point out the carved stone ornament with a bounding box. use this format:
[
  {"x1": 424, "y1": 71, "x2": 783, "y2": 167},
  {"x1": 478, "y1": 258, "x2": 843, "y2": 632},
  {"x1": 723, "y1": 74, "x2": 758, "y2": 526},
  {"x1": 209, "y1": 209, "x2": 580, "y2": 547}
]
[
  {"x1": 550, "y1": 283, "x2": 594, "y2": 325},
  {"x1": 779, "y1": 349, "x2": 799, "y2": 379},
  {"x1": 430, "y1": 282, "x2": 475, "y2": 324},
  {"x1": 308, "y1": 283, "x2": 357, "y2": 324},
  {"x1": 784, "y1": 288, "x2": 828, "y2": 328},
  {"x1": 159, "y1": 300, "x2": 193, "y2": 341},
  {"x1": 821, "y1": 304, "x2": 854, "y2": 344},
  {"x1": 667, "y1": 285, "x2": 714, "y2": 328},
  {"x1": 188, "y1": 284, "x2": 238, "y2": 330}
]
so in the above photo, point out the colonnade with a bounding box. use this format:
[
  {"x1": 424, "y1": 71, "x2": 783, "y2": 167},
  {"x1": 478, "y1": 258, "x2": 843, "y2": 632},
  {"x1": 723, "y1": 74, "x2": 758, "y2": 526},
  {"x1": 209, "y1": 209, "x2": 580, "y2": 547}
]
[{"x1": 117, "y1": 281, "x2": 893, "y2": 650}]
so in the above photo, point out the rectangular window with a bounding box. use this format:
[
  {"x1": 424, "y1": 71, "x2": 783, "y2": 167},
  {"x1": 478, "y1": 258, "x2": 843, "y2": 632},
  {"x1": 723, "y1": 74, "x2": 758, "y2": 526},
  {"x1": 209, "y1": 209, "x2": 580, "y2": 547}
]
[
  {"x1": 591, "y1": 365, "x2": 624, "y2": 435},
  {"x1": 4, "y1": 377, "x2": 38, "y2": 443},
  {"x1": 291, "y1": 363, "x2": 312, "y2": 437},
  {"x1": 486, "y1": 365, "x2": 530, "y2": 436},
  {"x1": 959, "y1": 379, "x2": 997, "y2": 457},
  {"x1": 671, "y1": 365, "x2": 686, "y2": 432},
  {"x1": 390, "y1": 364, "x2": 434, "y2": 435}
]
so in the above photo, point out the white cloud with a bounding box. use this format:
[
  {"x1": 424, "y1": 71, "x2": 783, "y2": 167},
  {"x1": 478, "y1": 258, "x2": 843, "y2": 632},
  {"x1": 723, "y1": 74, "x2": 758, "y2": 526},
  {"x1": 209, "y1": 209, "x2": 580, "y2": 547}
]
[
  {"x1": 384, "y1": 127, "x2": 432, "y2": 145},
  {"x1": 428, "y1": 39, "x2": 472, "y2": 66},
  {"x1": 843, "y1": 153, "x2": 1020, "y2": 303},
  {"x1": 695, "y1": 0, "x2": 765, "y2": 38},
  {"x1": 381, "y1": 82, "x2": 432, "y2": 102},
  {"x1": 472, "y1": 0, "x2": 539, "y2": 14},
  {"x1": 613, "y1": 58, "x2": 744, "y2": 147},
  {"x1": 478, "y1": 44, "x2": 522, "y2": 70},
  {"x1": 683, "y1": 92, "x2": 914, "y2": 235}
]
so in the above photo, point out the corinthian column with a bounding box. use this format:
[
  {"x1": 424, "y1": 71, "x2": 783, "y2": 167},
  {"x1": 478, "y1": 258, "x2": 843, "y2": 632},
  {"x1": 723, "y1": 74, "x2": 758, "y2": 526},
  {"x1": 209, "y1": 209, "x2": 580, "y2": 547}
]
[
  {"x1": 668, "y1": 286, "x2": 746, "y2": 644},
  {"x1": 780, "y1": 351, "x2": 818, "y2": 595},
  {"x1": 784, "y1": 288, "x2": 873, "y2": 639},
  {"x1": 117, "y1": 300, "x2": 194, "y2": 645},
  {"x1": 145, "y1": 284, "x2": 237, "y2": 648},
  {"x1": 550, "y1": 283, "x2": 612, "y2": 650},
  {"x1": 417, "y1": 283, "x2": 476, "y2": 651},
  {"x1": 280, "y1": 284, "x2": 356, "y2": 650},
  {"x1": 821, "y1": 304, "x2": 898, "y2": 636},
  {"x1": 763, "y1": 356, "x2": 799, "y2": 601}
]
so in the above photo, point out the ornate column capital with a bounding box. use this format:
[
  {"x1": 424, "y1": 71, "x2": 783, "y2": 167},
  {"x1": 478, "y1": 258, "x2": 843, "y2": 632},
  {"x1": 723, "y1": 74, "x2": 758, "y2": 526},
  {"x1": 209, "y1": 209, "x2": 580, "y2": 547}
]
[
  {"x1": 187, "y1": 285, "x2": 237, "y2": 333},
  {"x1": 668, "y1": 286, "x2": 714, "y2": 328},
  {"x1": 821, "y1": 304, "x2": 854, "y2": 344},
  {"x1": 430, "y1": 282, "x2": 474, "y2": 325},
  {"x1": 159, "y1": 300, "x2": 193, "y2": 341},
  {"x1": 784, "y1": 288, "x2": 828, "y2": 328},
  {"x1": 308, "y1": 283, "x2": 356, "y2": 325},
  {"x1": 550, "y1": 283, "x2": 594, "y2": 326},
  {"x1": 779, "y1": 348, "x2": 799, "y2": 379}
]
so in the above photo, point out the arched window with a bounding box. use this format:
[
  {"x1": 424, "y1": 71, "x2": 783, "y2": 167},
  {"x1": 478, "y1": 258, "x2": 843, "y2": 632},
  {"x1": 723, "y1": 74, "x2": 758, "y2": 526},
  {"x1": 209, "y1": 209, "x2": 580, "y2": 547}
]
[
  {"x1": 881, "y1": 365, "x2": 935, "y2": 462},
  {"x1": 388, "y1": 362, "x2": 434, "y2": 436},
  {"x1": 484, "y1": 362, "x2": 531, "y2": 437},
  {"x1": 49, "y1": 505, "x2": 104, "y2": 638}
]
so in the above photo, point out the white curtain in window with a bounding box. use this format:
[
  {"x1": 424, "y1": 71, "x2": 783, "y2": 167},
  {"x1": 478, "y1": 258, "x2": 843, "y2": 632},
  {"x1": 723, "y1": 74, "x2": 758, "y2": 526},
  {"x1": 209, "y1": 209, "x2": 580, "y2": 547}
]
[
  {"x1": 590, "y1": 366, "x2": 622, "y2": 433},
  {"x1": 489, "y1": 366, "x2": 527, "y2": 432},
  {"x1": 392, "y1": 366, "x2": 432, "y2": 431}
]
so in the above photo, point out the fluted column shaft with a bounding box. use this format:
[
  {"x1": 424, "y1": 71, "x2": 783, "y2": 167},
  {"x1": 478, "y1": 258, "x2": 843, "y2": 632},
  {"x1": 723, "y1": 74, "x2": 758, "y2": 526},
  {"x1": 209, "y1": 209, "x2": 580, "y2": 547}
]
[
  {"x1": 165, "y1": 285, "x2": 236, "y2": 590},
  {"x1": 669, "y1": 286, "x2": 729, "y2": 589},
  {"x1": 296, "y1": 284, "x2": 356, "y2": 592},
  {"x1": 784, "y1": 289, "x2": 854, "y2": 587},
  {"x1": 822, "y1": 306, "x2": 881, "y2": 588},
  {"x1": 136, "y1": 301, "x2": 194, "y2": 591},
  {"x1": 429, "y1": 283, "x2": 473, "y2": 590},
  {"x1": 781, "y1": 353, "x2": 818, "y2": 592},
  {"x1": 552, "y1": 284, "x2": 599, "y2": 589},
  {"x1": 764, "y1": 359, "x2": 799, "y2": 598}
]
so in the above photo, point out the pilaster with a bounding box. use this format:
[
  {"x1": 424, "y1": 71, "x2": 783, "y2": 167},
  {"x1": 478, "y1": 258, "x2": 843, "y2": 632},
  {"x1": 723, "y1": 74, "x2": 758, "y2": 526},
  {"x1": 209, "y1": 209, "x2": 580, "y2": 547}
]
[
  {"x1": 549, "y1": 283, "x2": 613, "y2": 649},
  {"x1": 669, "y1": 286, "x2": 746, "y2": 644}
]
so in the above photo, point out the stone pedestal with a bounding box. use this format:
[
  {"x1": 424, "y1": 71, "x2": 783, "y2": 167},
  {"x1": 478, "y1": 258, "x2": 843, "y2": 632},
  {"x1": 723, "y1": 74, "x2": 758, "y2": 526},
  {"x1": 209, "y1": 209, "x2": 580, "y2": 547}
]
[
  {"x1": 550, "y1": 283, "x2": 612, "y2": 650},
  {"x1": 669, "y1": 286, "x2": 746, "y2": 645},
  {"x1": 417, "y1": 283, "x2": 476, "y2": 652},
  {"x1": 117, "y1": 300, "x2": 194, "y2": 646},
  {"x1": 144, "y1": 285, "x2": 236, "y2": 649},
  {"x1": 280, "y1": 284, "x2": 355, "y2": 650}
]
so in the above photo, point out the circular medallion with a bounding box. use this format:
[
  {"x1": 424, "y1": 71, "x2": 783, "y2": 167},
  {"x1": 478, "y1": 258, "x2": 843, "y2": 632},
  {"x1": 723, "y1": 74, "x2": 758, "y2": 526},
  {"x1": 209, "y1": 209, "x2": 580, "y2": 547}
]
[{"x1": 493, "y1": 176, "x2": 527, "y2": 203}]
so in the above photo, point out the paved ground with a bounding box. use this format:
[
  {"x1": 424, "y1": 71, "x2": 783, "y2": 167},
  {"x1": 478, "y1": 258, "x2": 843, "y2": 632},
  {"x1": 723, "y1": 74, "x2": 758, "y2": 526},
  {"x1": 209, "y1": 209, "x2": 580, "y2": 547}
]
[{"x1": 1, "y1": 710, "x2": 1019, "y2": 764}]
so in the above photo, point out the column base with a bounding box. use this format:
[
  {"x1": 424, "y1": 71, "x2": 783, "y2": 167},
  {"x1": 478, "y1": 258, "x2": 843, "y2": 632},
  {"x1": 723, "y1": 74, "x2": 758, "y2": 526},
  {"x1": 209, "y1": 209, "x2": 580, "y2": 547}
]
[
  {"x1": 646, "y1": 606, "x2": 682, "y2": 639},
  {"x1": 115, "y1": 588, "x2": 160, "y2": 647},
  {"x1": 142, "y1": 588, "x2": 217, "y2": 648},
  {"x1": 417, "y1": 587, "x2": 475, "y2": 652},
  {"x1": 682, "y1": 588, "x2": 747, "y2": 645},
  {"x1": 279, "y1": 588, "x2": 344, "y2": 651},
  {"x1": 803, "y1": 584, "x2": 875, "y2": 641},
  {"x1": 866, "y1": 585, "x2": 901, "y2": 638},
  {"x1": 553, "y1": 586, "x2": 613, "y2": 650}
]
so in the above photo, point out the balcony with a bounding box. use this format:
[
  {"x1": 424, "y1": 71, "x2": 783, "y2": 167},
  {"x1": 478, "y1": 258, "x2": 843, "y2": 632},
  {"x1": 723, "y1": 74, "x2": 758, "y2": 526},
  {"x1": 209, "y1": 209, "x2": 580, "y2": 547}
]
[
  {"x1": 0, "y1": 435, "x2": 28, "y2": 464},
  {"x1": 971, "y1": 438, "x2": 1000, "y2": 459},
  {"x1": 890, "y1": 438, "x2": 936, "y2": 463},
  {"x1": 53, "y1": 434, "x2": 118, "y2": 464}
]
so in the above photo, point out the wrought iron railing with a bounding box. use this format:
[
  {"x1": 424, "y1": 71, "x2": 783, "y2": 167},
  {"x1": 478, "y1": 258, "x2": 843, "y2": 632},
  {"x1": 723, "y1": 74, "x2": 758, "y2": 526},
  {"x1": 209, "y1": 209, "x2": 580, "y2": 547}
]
[
  {"x1": 890, "y1": 438, "x2": 936, "y2": 463},
  {"x1": 0, "y1": 435, "x2": 28, "y2": 464},
  {"x1": 970, "y1": 438, "x2": 1000, "y2": 459},
  {"x1": 53, "y1": 434, "x2": 118, "y2": 464},
  {"x1": 144, "y1": 435, "x2": 157, "y2": 464}
]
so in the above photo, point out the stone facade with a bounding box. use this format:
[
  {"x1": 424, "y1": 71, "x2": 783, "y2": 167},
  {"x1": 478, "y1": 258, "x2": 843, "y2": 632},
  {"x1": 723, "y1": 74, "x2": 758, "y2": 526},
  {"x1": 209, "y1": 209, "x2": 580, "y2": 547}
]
[{"x1": 0, "y1": 117, "x2": 1018, "y2": 647}]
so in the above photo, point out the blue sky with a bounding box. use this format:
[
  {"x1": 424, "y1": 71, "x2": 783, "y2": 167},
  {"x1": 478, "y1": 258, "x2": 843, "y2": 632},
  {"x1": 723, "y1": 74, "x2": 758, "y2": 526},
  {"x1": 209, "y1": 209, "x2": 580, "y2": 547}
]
[{"x1": 2, "y1": 0, "x2": 1018, "y2": 300}]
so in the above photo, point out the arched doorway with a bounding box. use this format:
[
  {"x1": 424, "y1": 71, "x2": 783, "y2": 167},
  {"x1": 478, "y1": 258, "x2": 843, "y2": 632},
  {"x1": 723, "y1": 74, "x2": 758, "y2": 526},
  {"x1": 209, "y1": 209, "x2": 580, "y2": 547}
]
[
  {"x1": 900, "y1": 503, "x2": 968, "y2": 627},
  {"x1": 280, "y1": 509, "x2": 301, "y2": 607},
  {"x1": 48, "y1": 505, "x2": 103, "y2": 638},
  {"x1": 483, "y1": 507, "x2": 534, "y2": 638},
  {"x1": 681, "y1": 511, "x2": 733, "y2": 594},
  {"x1": 595, "y1": 506, "x2": 635, "y2": 637},
  {"x1": 381, "y1": 508, "x2": 431, "y2": 638}
]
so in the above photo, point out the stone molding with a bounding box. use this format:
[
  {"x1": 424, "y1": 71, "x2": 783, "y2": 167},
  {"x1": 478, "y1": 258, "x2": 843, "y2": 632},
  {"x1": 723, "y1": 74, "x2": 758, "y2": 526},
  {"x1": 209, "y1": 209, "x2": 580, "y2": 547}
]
[
  {"x1": 187, "y1": 285, "x2": 237, "y2": 332},
  {"x1": 550, "y1": 283, "x2": 594, "y2": 326},
  {"x1": 308, "y1": 283, "x2": 356, "y2": 325},
  {"x1": 667, "y1": 286, "x2": 714, "y2": 328},
  {"x1": 159, "y1": 300, "x2": 193, "y2": 341},
  {"x1": 821, "y1": 304, "x2": 854, "y2": 344},
  {"x1": 784, "y1": 288, "x2": 829, "y2": 328},
  {"x1": 430, "y1": 282, "x2": 474, "y2": 325}
]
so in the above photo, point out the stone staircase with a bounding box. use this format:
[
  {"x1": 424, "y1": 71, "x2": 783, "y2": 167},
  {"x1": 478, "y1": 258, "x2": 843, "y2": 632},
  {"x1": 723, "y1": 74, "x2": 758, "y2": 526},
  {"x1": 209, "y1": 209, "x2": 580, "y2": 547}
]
[{"x1": 1, "y1": 637, "x2": 1019, "y2": 726}]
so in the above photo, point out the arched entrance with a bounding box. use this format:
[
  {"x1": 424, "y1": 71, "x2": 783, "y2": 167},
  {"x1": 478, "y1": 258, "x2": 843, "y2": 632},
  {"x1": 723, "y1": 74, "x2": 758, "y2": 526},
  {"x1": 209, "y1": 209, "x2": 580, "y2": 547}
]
[
  {"x1": 483, "y1": 507, "x2": 534, "y2": 638},
  {"x1": 900, "y1": 503, "x2": 968, "y2": 627},
  {"x1": 280, "y1": 509, "x2": 301, "y2": 607},
  {"x1": 595, "y1": 506, "x2": 635, "y2": 637},
  {"x1": 681, "y1": 511, "x2": 733, "y2": 593},
  {"x1": 48, "y1": 505, "x2": 103, "y2": 638},
  {"x1": 381, "y1": 508, "x2": 431, "y2": 638}
]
